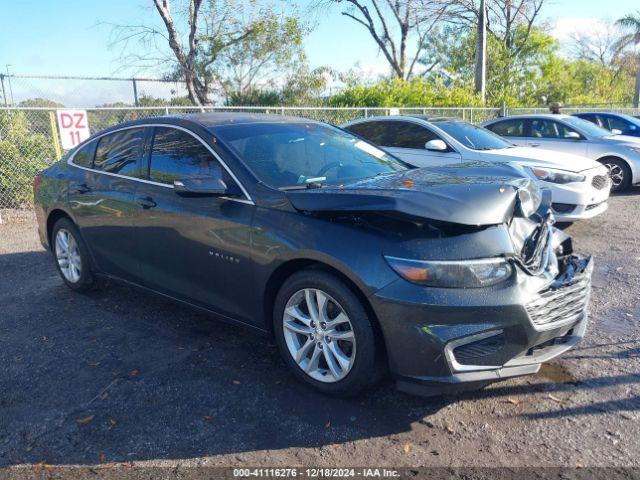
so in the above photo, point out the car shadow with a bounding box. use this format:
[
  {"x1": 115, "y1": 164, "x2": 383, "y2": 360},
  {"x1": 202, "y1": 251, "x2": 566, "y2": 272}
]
[
  {"x1": 0, "y1": 250, "x2": 637, "y2": 466},
  {"x1": 611, "y1": 184, "x2": 640, "y2": 197}
]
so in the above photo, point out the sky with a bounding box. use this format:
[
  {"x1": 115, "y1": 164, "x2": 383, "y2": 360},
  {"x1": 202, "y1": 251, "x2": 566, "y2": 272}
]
[{"x1": 0, "y1": 0, "x2": 638, "y2": 106}]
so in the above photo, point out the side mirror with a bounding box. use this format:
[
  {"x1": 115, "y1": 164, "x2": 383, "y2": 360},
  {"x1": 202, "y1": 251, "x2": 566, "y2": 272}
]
[
  {"x1": 174, "y1": 169, "x2": 236, "y2": 197},
  {"x1": 425, "y1": 139, "x2": 449, "y2": 152},
  {"x1": 611, "y1": 128, "x2": 623, "y2": 135},
  {"x1": 565, "y1": 131, "x2": 581, "y2": 140}
]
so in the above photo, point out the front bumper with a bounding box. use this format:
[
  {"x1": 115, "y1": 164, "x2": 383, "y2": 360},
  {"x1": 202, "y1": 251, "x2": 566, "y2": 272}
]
[
  {"x1": 371, "y1": 254, "x2": 593, "y2": 397},
  {"x1": 546, "y1": 169, "x2": 610, "y2": 221}
]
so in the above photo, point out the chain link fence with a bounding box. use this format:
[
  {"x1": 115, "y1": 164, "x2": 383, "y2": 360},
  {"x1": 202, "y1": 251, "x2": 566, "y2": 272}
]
[{"x1": 2, "y1": 104, "x2": 640, "y2": 226}]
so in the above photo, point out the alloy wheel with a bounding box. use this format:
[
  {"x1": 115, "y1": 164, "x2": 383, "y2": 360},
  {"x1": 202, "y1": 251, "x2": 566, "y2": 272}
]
[
  {"x1": 55, "y1": 228, "x2": 82, "y2": 283},
  {"x1": 605, "y1": 163, "x2": 625, "y2": 188},
  {"x1": 282, "y1": 288, "x2": 356, "y2": 383}
]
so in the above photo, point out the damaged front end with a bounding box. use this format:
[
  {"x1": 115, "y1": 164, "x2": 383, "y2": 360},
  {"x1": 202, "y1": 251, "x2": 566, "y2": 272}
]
[{"x1": 286, "y1": 164, "x2": 595, "y2": 396}]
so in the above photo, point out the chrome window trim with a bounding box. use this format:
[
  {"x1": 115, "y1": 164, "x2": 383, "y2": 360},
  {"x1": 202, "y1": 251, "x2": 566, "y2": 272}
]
[{"x1": 67, "y1": 123, "x2": 255, "y2": 205}]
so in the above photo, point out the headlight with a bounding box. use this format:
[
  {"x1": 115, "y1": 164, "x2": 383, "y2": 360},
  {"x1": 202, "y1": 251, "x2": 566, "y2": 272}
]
[
  {"x1": 527, "y1": 167, "x2": 585, "y2": 184},
  {"x1": 626, "y1": 146, "x2": 640, "y2": 154},
  {"x1": 384, "y1": 256, "x2": 513, "y2": 288}
]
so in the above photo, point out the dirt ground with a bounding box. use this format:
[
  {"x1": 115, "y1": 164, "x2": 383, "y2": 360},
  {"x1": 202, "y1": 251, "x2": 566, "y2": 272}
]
[{"x1": 0, "y1": 189, "x2": 639, "y2": 475}]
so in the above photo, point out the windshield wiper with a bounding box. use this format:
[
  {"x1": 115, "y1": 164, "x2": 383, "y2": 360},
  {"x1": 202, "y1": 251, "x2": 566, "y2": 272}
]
[{"x1": 280, "y1": 182, "x2": 326, "y2": 191}]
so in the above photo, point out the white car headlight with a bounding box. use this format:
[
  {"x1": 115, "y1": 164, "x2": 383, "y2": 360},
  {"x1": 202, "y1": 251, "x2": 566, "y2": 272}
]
[
  {"x1": 385, "y1": 256, "x2": 513, "y2": 288},
  {"x1": 527, "y1": 167, "x2": 585, "y2": 184}
]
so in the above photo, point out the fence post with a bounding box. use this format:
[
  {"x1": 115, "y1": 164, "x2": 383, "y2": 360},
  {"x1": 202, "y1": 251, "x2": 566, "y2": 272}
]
[
  {"x1": 132, "y1": 78, "x2": 139, "y2": 107},
  {"x1": 281, "y1": 106, "x2": 285, "y2": 115},
  {"x1": 0, "y1": 74, "x2": 7, "y2": 107},
  {"x1": 48, "y1": 111, "x2": 63, "y2": 159},
  {"x1": 470, "y1": 109, "x2": 474, "y2": 124},
  {"x1": 364, "y1": 107, "x2": 368, "y2": 118}
]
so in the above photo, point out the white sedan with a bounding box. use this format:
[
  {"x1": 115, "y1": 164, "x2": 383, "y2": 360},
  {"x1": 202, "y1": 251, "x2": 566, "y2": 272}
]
[{"x1": 342, "y1": 115, "x2": 611, "y2": 222}]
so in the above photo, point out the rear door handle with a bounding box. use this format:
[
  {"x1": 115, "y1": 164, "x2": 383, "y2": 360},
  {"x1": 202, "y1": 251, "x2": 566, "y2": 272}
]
[
  {"x1": 136, "y1": 196, "x2": 157, "y2": 209},
  {"x1": 528, "y1": 142, "x2": 540, "y2": 147},
  {"x1": 71, "y1": 183, "x2": 91, "y2": 194}
]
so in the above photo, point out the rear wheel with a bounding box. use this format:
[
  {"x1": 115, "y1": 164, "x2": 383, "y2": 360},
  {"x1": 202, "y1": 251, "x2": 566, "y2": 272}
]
[
  {"x1": 51, "y1": 218, "x2": 96, "y2": 292},
  {"x1": 600, "y1": 157, "x2": 631, "y2": 192},
  {"x1": 273, "y1": 270, "x2": 379, "y2": 396}
]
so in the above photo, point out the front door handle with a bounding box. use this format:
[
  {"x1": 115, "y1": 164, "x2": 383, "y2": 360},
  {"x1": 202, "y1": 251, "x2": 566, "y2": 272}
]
[
  {"x1": 71, "y1": 183, "x2": 91, "y2": 194},
  {"x1": 136, "y1": 196, "x2": 157, "y2": 209},
  {"x1": 528, "y1": 142, "x2": 540, "y2": 147}
]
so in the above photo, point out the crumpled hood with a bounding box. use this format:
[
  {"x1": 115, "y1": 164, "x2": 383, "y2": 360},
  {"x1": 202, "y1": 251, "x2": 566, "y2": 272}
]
[
  {"x1": 482, "y1": 146, "x2": 602, "y2": 172},
  {"x1": 285, "y1": 162, "x2": 540, "y2": 226}
]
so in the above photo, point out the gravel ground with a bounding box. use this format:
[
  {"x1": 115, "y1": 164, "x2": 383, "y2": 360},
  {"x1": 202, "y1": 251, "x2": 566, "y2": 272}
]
[{"x1": 0, "y1": 190, "x2": 639, "y2": 474}]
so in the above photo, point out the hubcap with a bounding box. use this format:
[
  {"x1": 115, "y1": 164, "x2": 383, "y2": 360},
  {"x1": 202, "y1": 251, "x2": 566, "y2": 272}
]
[
  {"x1": 55, "y1": 229, "x2": 82, "y2": 283},
  {"x1": 605, "y1": 163, "x2": 624, "y2": 187},
  {"x1": 282, "y1": 288, "x2": 356, "y2": 383}
]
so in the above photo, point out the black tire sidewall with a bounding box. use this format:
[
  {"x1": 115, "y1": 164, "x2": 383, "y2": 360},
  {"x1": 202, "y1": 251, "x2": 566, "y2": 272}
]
[
  {"x1": 51, "y1": 218, "x2": 95, "y2": 292},
  {"x1": 273, "y1": 270, "x2": 378, "y2": 397}
]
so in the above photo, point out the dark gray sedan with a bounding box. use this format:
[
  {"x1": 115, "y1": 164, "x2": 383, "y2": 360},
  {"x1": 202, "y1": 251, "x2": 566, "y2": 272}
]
[{"x1": 33, "y1": 113, "x2": 592, "y2": 397}]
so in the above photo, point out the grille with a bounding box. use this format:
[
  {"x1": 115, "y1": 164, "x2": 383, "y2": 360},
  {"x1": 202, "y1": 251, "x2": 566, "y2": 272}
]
[
  {"x1": 453, "y1": 333, "x2": 506, "y2": 363},
  {"x1": 591, "y1": 175, "x2": 609, "y2": 190},
  {"x1": 525, "y1": 273, "x2": 591, "y2": 328}
]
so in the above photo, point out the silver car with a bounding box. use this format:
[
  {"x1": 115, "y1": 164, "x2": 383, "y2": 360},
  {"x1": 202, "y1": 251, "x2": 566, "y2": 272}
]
[{"x1": 481, "y1": 114, "x2": 640, "y2": 192}]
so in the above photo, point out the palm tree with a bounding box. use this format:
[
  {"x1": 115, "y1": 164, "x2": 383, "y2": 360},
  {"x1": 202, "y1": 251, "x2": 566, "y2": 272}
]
[{"x1": 615, "y1": 12, "x2": 640, "y2": 107}]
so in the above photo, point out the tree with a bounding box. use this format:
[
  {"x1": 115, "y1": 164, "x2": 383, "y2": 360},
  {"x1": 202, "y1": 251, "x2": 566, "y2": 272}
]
[
  {"x1": 473, "y1": 0, "x2": 486, "y2": 99},
  {"x1": 615, "y1": 11, "x2": 640, "y2": 107},
  {"x1": 216, "y1": 11, "x2": 308, "y2": 96},
  {"x1": 17, "y1": 98, "x2": 65, "y2": 108},
  {"x1": 319, "y1": 0, "x2": 453, "y2": 80},
  {"x1": 113, "y1": 1, "x2": 302, "y2": 105}
]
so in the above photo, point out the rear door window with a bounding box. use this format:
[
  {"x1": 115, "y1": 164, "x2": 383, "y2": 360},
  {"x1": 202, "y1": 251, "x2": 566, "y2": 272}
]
[
  {"x1": 346, "y1": 121, "x2": 389, "y2": 145},
  {"x1": 488, "y1": 119, "x2": 525, "y2": 137},
  {"x1": 149, "y1": 127, "x2": 227, "y2": 185},
  {"x1": 94, "y1": 128, "x2": 146, "y2": 177}
]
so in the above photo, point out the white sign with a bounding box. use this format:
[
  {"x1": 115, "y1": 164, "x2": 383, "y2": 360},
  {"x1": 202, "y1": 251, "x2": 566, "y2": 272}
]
[
  {"x1": 56, "y1": 109, "x2": 90, "y2": 150},
  {"x1": 389, "y1": 107, "x2": 400, "y2": 116}
]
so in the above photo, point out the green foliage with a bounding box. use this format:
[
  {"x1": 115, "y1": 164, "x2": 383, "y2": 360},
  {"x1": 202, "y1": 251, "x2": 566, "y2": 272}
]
[
  {"x1": 226, "y1": 89, "x2": 281, "y2": 106},
  {"x1": 328, "y1": 26, "x2": 635, "y2": 107},
  {"x1": 226, "y1": 67, "x2": 332, "y2": 107},
  {"x1": 18, "y1": 98, "x2": 65, "y2": 108},
  {"x1": 327, "y1": 78, "x2": 484, "y2": 107},
  {"x1": 0, "y1": 111, "x2": 55, "y2": 208}
]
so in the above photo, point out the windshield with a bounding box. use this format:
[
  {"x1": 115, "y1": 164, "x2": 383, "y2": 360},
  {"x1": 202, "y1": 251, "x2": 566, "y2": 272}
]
[
  {"x1": 434, "y1": 121, "x2": 513, "y2": 150},
  {"x1": 562, "y1": 116, "x2": 612, "y2": 138},
  {"x1": 213, "y1": 122, "x2": 409, "y2": 189}
]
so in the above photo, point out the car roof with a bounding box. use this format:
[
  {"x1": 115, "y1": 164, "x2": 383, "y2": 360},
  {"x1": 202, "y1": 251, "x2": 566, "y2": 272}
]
[
  {"x1": 490, "y1": 113, "x2": 574, "y2": 120},
  {"x1": 343, "y1": 115, "x2": 462, "y2": 127},
  {"x1": 174, "y1": 112, "x2": 313, "y2": 128},
  {"x1": 404, "y1": 114, "x2": 458, "y2": 122},
  {"x1": 93, "y1": 112, "x2": 319, "y2": 136}
]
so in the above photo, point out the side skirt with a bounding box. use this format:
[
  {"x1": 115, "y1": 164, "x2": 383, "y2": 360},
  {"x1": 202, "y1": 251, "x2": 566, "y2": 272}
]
[{"x1": 94, "y1": 272, "x2": 271, "y2": 337}]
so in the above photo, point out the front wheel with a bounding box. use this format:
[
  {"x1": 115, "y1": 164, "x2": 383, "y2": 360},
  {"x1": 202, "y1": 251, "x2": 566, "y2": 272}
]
[
  {"x1": 51, "y1": 218, "x2": 96, "y2": 292},
  {"x1": 273, "y1": 270, "x2": 380, "y2": 397},
  {"x1": 600, "y1": 158, "x2": 631, "y2": 192}
]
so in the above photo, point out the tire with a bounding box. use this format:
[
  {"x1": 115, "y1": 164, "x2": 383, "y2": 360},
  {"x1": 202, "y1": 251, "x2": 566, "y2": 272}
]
[
  {"x1": 51, "y1": 217, "x2": 96, "y2": 292},
  {"x1": 273, "y1": 269, "x2": 380, "y2": 397},
  {"x1": 599, "y1": 157, "x2": 631, "y2": 192}
]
